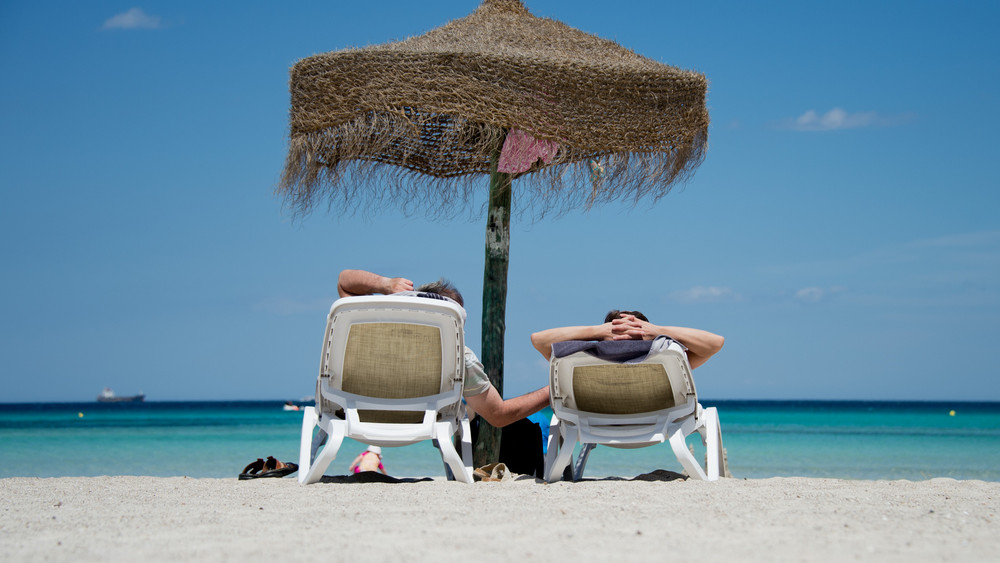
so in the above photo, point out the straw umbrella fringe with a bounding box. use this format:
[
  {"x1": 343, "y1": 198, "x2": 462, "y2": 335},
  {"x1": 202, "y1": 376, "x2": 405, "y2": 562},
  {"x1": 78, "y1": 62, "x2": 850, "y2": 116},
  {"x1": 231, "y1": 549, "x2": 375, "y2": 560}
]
[
  {"x1": 279, "y1": 0, "x2": 710, "y2": 467},
  {"x1": 280, "y1": 0, "x2": 708, "y2": 217}
]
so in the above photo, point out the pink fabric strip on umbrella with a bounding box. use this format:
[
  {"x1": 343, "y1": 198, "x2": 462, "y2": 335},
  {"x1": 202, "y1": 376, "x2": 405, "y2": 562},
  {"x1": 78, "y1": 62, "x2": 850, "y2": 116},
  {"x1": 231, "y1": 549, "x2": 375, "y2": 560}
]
[{"x1": 497, "y1": 128, "x2": 559, "y2": 173}]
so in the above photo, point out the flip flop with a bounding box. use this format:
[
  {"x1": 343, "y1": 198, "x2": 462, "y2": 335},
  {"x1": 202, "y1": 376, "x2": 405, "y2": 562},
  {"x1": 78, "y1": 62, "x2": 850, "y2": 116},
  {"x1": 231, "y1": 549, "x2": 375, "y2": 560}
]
[
  {"x1": 239, "y1": 458, "x2": 265, "y2": 480},
  {"x1": 260, "y1": 456, "x2": 298, "y2": 478},
  {"x1": 473, "y1": 462, "x2": 512, "y2": 482}
]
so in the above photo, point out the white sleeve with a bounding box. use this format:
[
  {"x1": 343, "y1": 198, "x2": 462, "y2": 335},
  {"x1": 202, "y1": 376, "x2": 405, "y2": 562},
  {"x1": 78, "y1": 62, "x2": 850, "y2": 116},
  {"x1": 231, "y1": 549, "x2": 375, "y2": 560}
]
[{"x1": 462, "y1": 347, "x2": 492, "y2": 398}]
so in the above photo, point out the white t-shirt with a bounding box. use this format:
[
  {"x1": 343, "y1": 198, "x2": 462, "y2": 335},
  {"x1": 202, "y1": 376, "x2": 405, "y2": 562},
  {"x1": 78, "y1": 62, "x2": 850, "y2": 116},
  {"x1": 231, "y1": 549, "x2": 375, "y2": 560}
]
[{"x1": 463, "y1": 347, "x2": 492, "y2": 397}]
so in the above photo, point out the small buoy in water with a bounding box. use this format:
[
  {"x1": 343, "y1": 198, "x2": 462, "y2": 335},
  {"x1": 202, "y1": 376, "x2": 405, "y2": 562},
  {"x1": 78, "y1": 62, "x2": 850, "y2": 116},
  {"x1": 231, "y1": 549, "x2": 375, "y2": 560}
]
[
  {"x1": 78, "y1": 412, "x2": 84, "y2": 418},
  {"x1": 949, "y1": 410, "x2": 956, "y2": 416}
]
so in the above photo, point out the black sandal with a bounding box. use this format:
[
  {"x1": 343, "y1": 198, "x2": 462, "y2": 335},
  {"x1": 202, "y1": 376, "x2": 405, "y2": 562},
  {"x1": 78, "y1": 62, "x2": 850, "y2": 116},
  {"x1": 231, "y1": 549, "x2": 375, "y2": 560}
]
[
  {"x1": 238, "y1": 458, "x2": 265, "y2": 480},
  {"x1": 260, "y1": 456, "x2": 298, "y2": 478}
]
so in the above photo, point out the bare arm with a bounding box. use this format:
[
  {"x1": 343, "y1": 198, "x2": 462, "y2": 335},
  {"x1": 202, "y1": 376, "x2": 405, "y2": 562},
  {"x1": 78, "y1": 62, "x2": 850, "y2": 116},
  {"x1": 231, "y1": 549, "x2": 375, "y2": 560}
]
[
  {"x1": 347, "y1": 454, "x2": 363, "y2": 472},
  {"x1": 533, "y1": 315, "x2": 724, "y2": 369},
  {"x1": 654, "y1": 325, "x2": 724, "y2": 368},
  {"x1": 465, "y1": 385, "x2": 550, "y2": 428},
  {"x1": 530, "y1": 325, "x2": 614, "y2": 359},
  {"x1": 613, "y1": 315, "x2": 725, "y2": 369},
  {"x1": 337, "y1": 269, "x2": 413, "y2": 298}
]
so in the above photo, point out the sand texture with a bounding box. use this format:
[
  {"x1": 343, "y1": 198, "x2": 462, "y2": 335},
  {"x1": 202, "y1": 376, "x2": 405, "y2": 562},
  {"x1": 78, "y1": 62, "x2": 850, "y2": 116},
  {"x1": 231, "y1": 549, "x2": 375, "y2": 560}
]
[{"x1": 2, "y1": 475, "x2": 998, "y2": 562}]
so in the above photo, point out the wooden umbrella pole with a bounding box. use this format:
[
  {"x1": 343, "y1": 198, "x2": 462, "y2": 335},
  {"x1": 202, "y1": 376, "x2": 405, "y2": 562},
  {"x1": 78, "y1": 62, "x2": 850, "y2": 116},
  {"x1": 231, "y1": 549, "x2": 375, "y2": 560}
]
[{"x1": 475, "y1": 146, "x2": 512, "y2": 467}]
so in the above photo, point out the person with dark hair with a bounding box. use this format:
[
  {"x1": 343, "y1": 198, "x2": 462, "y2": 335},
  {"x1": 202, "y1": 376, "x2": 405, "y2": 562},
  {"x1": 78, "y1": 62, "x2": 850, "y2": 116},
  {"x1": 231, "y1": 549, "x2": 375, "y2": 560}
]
[
  {"x1": 531, "y1": 310, "x2": 724, "y2": 369},
  {"x1": 603, "y1": 310, "x2": 648, "y2": 323},
  {"x1": 335, "y1": 269, "x2": 549, "y2": 428}
]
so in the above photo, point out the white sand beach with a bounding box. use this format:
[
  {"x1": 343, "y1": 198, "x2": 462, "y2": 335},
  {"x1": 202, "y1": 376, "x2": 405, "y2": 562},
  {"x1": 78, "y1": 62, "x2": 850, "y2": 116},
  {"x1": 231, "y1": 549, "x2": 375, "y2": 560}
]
[{"x1": 2, "y1": 475, "x2": 997, "y2": 562}]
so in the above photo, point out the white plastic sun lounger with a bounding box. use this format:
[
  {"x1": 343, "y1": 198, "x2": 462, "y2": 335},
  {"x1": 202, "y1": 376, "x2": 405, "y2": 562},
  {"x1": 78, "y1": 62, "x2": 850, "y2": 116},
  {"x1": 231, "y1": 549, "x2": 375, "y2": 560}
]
[
  {"x1": 298, "y1": 295, "x2": 474, "y2": 484},
  {"x1": 543, "y1": 337, "x2": 728, "y2": 482}
]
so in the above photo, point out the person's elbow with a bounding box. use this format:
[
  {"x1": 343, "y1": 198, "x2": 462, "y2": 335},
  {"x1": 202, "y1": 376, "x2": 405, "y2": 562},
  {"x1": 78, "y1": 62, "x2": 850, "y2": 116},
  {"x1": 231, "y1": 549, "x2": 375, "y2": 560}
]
[
  {"x1": 530, "y1": 332, "x2": 551, "y2": 359},
  {"x1": 475, "y1": 402, "x2": 518, "y2": 428},
  {"x1": 480, "y1": 412, "x2": 515, "y2": 428},
  {"x1": 710, "y1": 334, "x2": 725, "y2": 355},
  {"x1": 529, "y1": 331, "x2": 541, "y2": 348},
  {"x1": 466, "y1": 391, "x2": 513, "y2": 428},
  {"x1": 690, "y1": 334, "x2": 724, "y2": 370}
]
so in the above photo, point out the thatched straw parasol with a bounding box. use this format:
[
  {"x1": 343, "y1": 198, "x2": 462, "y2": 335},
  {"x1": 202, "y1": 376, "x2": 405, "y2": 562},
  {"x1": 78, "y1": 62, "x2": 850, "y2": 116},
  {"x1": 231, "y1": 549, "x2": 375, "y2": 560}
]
[{"x1": 279, "y1": 0, "x2": 709, "y2": 466}]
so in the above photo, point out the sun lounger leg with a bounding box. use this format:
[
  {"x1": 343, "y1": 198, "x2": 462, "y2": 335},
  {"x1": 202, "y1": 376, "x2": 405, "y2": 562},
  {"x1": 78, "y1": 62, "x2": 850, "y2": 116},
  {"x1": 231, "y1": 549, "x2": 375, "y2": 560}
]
[
  {"x1": 460, "y1": 418, "x2": 473, "y2": 471},
  {"x1": 573, "y1": 443, "x2": 595, "y2": 480},
  {"x1": 435, "y1": 421, "x2": 473, "y2": 483},
  {"x1": 669, "y1": 425, "x2": 710, "y2": 481},
  {"x1": 310, "y1": 428, "x2": 328, "y2": 462},
  {"x1": 702, "y1": 406, "x2": 726, "y2": 480},
  {"x1": 545, "y1": 424, "x2": 578, "y2": 482},
  {"x1": 441, "y1": 420, "x2": 473, "y2": 481},
  {"x1": 298, "y1": 406, "x2": 319, "y2": 480},
  {"x1": 300, "y1": 416, "x2": 345, "y2": 485},
  {"x1": 543, "y1": 415, "x2": 561, "y2": 481}
]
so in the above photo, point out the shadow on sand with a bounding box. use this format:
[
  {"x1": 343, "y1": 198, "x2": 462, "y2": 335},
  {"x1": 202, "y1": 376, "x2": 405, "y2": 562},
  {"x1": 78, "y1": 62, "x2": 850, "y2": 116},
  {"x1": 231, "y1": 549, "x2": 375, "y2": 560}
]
[{"x1": 318, "y1": 468, "x2": 686, "y2": 484}]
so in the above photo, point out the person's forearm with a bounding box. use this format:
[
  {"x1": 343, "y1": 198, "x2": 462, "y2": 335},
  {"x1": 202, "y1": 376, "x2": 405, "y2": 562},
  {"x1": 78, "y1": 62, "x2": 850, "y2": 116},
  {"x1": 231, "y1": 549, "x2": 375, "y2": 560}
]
[
  {"x1": 653, "y1": 325, "x2": 724, "y2": 368},
  {"x1": 468, "y1": 386, "x2": 550, "y2": 428},
  {"x1": 338, "y1": 270, "x2": 415, "y2": 298},
  {"x1": 338, "y1": 270, "x2": 391, "y2": 297},
  {"x1": 530, "y1": 326, "x2": 604, "y2": 359},
  {"x1": 494, "y1": 386, "x2": 550, "y2": 427}
]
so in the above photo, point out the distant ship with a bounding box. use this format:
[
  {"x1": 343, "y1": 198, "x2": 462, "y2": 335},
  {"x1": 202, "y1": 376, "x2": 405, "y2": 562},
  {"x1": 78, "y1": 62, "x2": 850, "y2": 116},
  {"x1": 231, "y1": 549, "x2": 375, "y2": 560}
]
[{"x1": 97, "y1": 387, "x2": 145, "y2": 403}]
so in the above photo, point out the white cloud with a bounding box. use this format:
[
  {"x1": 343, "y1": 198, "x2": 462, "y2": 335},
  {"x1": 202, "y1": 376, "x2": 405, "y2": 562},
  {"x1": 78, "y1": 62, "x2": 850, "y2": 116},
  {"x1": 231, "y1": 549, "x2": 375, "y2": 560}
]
[
  {"x1": 102, "y1": 8, "x2": 161, "y2": 30},
  {"x1": 795, "y1": 286, "x2": 847, "y2": 302},
  {"x1": 670, "y1": 286, "x2": 739, "y2": 304},
  {"x1": 781, "y1": 108, "x2": 913, "y2": 131},
  {"x1": 795, "y1": 287, "x2": 825, "y2": 302},
  {"x1": 909, "y1": 230, "x2": 1000, "y2": 250}
]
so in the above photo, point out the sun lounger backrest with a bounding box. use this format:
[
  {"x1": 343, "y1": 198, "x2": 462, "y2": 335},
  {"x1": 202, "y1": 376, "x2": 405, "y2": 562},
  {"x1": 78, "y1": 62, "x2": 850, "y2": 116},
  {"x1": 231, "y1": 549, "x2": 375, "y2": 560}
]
[
  {"x1": 342, "y1": 322, "x2": 443, "y2": 398},
  {"x1": 544, "y1": 337, "x2": 727, "y2": 482},
  {"x1": 302, "y1": 294, "x2": 476, "y2": 484},
  {"x1": 320, "y1": 296, "x2": 465, "y2": 424},
  {"x1": 572, "y1": 363, "x2": 674, "y2": 414},
  {"x1": 552, "y1": 340, "x2": 696, "y2": 416},
  {"x1": 343, "y1": 322, "x2": 444, "y2": 423}
]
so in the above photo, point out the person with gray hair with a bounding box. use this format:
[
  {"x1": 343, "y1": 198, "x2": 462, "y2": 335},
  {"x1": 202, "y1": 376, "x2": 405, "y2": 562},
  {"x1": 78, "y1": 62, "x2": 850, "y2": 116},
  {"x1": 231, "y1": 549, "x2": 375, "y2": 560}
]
[{"x1": 336, "y1": 269, "x2": 549, "y2": 428}]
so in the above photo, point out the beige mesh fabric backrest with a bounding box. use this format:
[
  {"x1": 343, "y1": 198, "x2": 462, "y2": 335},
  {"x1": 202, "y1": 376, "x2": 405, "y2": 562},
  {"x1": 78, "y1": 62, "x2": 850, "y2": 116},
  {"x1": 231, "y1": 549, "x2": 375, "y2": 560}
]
[
  {"x1": 342, "y1": 323, "x2": 443, "y2": 397},
  {"x1": 342, "y1": 322, "x2": 443, "y2": 423},
  {"x1": 317, "y1": 295, "x2": 465, "y2": 426},
  {"x1": 551, "y1": 341, "x2": 696, "y2": 417},
  {"x1": 572, "y1": 363, "x2": 674, "y2": 415}
]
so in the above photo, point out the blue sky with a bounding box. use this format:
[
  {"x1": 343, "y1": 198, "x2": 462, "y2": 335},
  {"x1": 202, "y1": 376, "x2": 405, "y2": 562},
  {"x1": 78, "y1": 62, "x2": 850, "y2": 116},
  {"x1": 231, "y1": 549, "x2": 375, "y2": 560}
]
[{"x1": 1, "y1": 1, "x2": 998, "y2": 403}]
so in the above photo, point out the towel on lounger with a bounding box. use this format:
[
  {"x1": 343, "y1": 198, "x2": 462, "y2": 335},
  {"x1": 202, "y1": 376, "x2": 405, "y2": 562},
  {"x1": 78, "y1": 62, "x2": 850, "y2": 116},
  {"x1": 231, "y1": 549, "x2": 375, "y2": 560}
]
[{"x1": 551, "y1": 335, "x2": 683, "y2": 363}]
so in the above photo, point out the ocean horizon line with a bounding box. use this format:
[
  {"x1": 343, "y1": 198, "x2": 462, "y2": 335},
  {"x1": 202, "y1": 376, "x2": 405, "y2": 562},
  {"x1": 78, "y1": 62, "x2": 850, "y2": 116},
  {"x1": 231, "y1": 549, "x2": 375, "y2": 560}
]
[
  {"x1": 2, "y1": 398, "x2": 998, "y2": 407},
  {"x1": 0, "y1": 397, "x2": 1000, "y2": 407}
]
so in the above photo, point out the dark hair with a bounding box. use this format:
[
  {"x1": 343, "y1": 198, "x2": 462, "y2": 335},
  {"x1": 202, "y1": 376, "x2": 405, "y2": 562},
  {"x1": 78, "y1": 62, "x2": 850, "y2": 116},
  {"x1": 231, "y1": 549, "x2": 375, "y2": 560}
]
[
  {"x1": 604, "y1": 309, "x2": 649, "y2": 323},
  {"x1": 416, "y1": 278, "x2": 464, "y2": 306}
]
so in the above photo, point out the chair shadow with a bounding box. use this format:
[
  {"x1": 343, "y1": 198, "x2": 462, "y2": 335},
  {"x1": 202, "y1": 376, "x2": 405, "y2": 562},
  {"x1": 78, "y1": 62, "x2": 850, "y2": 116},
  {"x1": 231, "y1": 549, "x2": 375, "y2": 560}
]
[
  {"x1": 317, "y1": 468, "x2": 687, "y2": 484},
  {"x1": 567, "y1": 469, "x2": 688, "y2": 482},
  {"x1": 319, "y1": 471, "x2": 434, "y2": 484}
]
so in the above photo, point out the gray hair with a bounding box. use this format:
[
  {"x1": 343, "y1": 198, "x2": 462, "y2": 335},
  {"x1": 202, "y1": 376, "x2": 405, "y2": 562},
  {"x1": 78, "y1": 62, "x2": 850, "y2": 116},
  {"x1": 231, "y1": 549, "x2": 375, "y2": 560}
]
[{"x1": 416, "y1": 279, "x2": 464, "y2": 306}]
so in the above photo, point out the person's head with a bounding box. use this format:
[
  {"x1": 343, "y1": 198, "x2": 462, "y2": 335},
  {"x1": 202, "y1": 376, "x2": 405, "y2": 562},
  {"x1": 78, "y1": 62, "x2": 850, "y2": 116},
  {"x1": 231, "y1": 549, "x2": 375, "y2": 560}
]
[
  {"x1": 604, "y1": 310, "x2": 649, "y2": 323},
  {"x1": 416, "y1": 278, "x2": 464, "y2": 306},
  {"x1": 366, "y1": 445, "x2": 382, "y2": 456}
]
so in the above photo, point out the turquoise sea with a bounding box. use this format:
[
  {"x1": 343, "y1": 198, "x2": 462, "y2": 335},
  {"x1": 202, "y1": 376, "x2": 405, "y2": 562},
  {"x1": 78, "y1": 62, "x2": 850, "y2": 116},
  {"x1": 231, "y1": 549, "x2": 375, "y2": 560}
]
[{"x1": 1, "y1": 400, "x2": 998, "y2": 481}]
